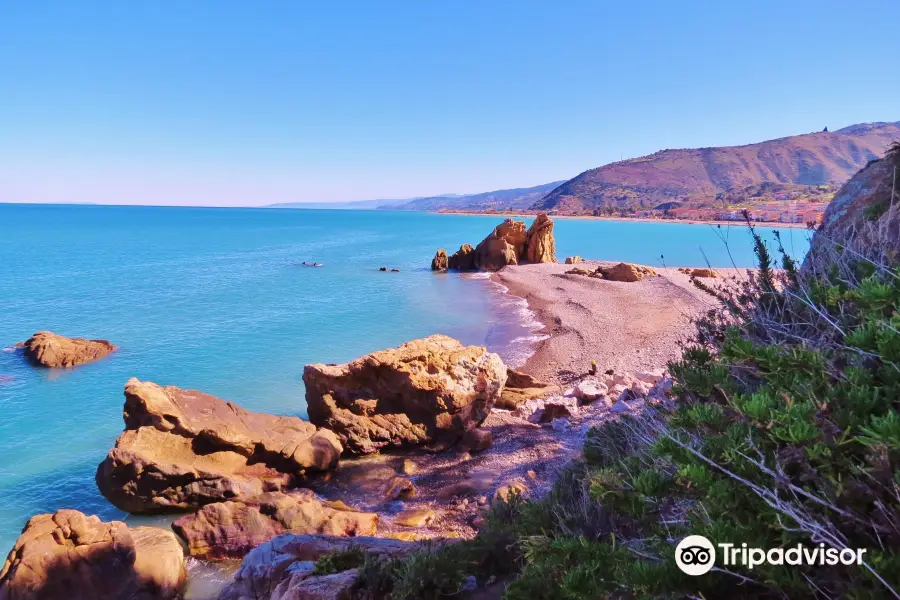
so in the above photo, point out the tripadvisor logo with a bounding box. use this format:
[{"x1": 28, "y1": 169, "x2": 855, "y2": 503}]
[{"x1": 675, "y1": 535, "x2": 868, "y2": 576}]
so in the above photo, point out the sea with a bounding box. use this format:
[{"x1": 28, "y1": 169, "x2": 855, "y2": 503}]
[{"x1": 0, "y1": 203, "x2": 812, "y2": 559}]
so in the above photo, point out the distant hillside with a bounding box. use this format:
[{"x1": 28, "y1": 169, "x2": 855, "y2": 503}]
[
  {"x1": 389, "y1": 181, "x2": 565, "y2": 211},
  {"x1": 533, "y1": 121, "x2": 900, "y2": 213},
  {"x1": 265, "y1": 198, "x2": 411, "y2": 210}
]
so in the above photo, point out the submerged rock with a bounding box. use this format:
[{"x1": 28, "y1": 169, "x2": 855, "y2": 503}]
[
  {"x1": 0, "y1": 510, "x2": 185, "y2": 600},
  {"x1": 19, "y1": 331, "x2": 116, "y2": 368},
  {"x1": 171, "y1": 490, "x2": 377, "y2": 559},
  {"x1": 430, "y1": 249, "x2": 448, "y2": 271},
  {"x1": 217, "y1": 534, "x2": 416, "y2": 600},
  {"x1": 524, "y1": 213, "x2": 557, "y2": 263},
  {"x1": 96, "y1": 378, "x2": 342, "y2": 514},
  {"x1": 304, "y1": 335, "x2": 507, "y2": 454}
]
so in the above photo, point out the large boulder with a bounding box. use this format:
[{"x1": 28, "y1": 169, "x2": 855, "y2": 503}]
[
  {"x1": 96, "y1": 378, "x2": 342, "y2": 514},
  {"x1": 217, "y1": 534, "x2": 415, "y2": 600},
  {"x1": 496, "y1": 368, "x2": 559, "y2": 410},
  {"x1": 19, "y1": 331, "x2": 116, "y2": 368},
  {"x1": 524, "y1": 214, "x2": 557, "y2": 263},
  {"x1": 0, "y1": 510, "x2": 185, "y2": 600},
  {"x1": 597, "y1": 262, "x2": 657, "y2": 282},
  {"x1": 448, "y1": 243, "x2": 476, "y2": 271},
  {"x1": 172, "y1": 490, "x2": 378, "y2": 559},
  {"x1": 474, "y1": 219, "x2": 528, "y2": 271},
  {"x1": 430, "y1": 249, "x2": 448, "y2": 271},
  {"x1": 304, "y1": 335, "x2": 507, "y2": 454},
  {"x1": 804, "y1": 156, "x2": 900, "y2": 271}
]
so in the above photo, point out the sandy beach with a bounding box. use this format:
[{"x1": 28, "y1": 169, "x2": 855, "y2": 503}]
[{"x1": 495, "y1": 261, "x2": 746, "y2": 384}]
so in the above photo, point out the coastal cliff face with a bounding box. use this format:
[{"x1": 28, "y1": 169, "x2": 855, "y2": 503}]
[
  {"x1": 431, "y1": 214, "x2": 558, "y2": 272},
  {"x1": 20, "y1": 331, "x2": 116, "y2": 368},
  {"x1": 304, "y1": 335, "x2": 507, "y2": 454},
  {"x1": 803, "y1": 153, "x2": 899, "y2": 270},
  {"x1": 96, "y1": 378, "x2": 342, "y2": 514},
  {"x1": 0, "y1": 510, "x2": 185, "y2": 600}
]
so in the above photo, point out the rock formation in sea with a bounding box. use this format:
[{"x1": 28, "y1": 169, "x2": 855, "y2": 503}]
[
  {"x1": 448, "y1": 243, "x2": 476, "y2": 270},
  {"x1": 304, "y1": 335, "x2": 507, "y2": 454},
  {"x1": 430, "y1": 248, "x2": 448, "y2": 271},
  {"x1": 217, "y1": 534, "x2": 416, "y2": 600},
  {"x1": 0, "y1": 510, "x2": 185, "y2": 600},
  {"x1": 96, "y1": 378, "x2": 342, "y2": 514},
  {"x1": 524, "y1": 213, "x2": 557, "y2": 263},
  {"x1": 804, "y1": 152, "x2": 900, "y2": 271},
  {"x1": 171, "y1": 490, "x2": 378, "y2": 559},
  {"x1": 431, "y1": 214, "x2": 558, "y2": 272},
  {"x1": 19, "y1": 331, "x2": 116, "y2": 368}
]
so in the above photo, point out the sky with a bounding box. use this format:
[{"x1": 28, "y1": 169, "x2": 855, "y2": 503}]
[{"x1": 1, "y1": 1, "x2": 898, "y2": 207}]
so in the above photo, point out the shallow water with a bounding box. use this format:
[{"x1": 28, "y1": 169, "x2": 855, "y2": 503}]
[{"x1": 0, "y1": 204, "x2": 810, "y2": 554}]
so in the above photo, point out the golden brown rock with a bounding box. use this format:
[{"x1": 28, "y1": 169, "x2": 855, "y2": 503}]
[
  {"x1": 304, "y1": 335, "x2": 507, "y2": 454},
  {"x1": 430, "y1": 249, "x2": 448, "y2": 271},
  {"x1": 493, "y1": 481, "x2": 528, "y2": 504},
  {"x1": 448, "y1": 243, "x2": 476, "y2": 270},
  {"x1": 565, "y1": 267, "x2": 592, "y2": 276},
  {"x1": 171, "y1": 490, "x2": 377, "y2": 559},
  {"x1": 497, "y1": 368, "x2": 559, "y2": 409},
  {"x1": 524, "y1": 213, "x2": 557, "y2": 263},
  {"x1": 96, "y1": 378, "x2": 342, "y2": 514},
  {"x1": 474, "y1": 218, "x2": 528, "y2": 271},
  {"x1": 0, "y1": 510, "x2": 184, "y2": 600},
  {"x1": 597, "y1": 262, "x2": 657, "y2": 282},
  {"x1": 565, "y1": 255, "x2": 583, "y2": 264},
  {"x1": 394, "y1": 508, "x2": 436, "y2": 527},
  {"x1": 686, "y1": 268, "x2": 718, "y2": 278},
  {"x1": 20, "y1": 331, "x2": 116, "y2": 368},
  {"x1": 384, "y1": 476, "x2": 418, "y2": 501}
]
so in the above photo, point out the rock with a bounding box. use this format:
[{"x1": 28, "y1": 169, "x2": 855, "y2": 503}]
[
  {"x1": 686, "y1": 268, "x2": 718, "y2": 278},
  {"x1": 390, "y1": 269, "x2": 400, "y2": 273},
  {"x1": 597, "y1": 262, "x2": 657, "y2": 282},
  {"x1": 524, "y1": 214, "x2": 557, "y2": 263},
  {"x1": 461, "y1": 428, "x2": 492, "y2": 452},
  {"x1": 650, "y1": 376, "x2": 674, "y2": 398},
  {"x1": 493, "y1": 482, "x2": 527, "y2": 504},
  {"x1": 400, "y1": 459, "x2": 419, "y2": 476},
  {"x1": 526, "y1": 470, "x2": 537, "y2": 481},
  {"x1": 448, "y1": 244, "x2": 476, "y2": 271},
  {"x1": 384, "y1": 477, "x2": 418, "y2": 501},
  {"x1": 171, "y1": 490, "x2": 378, "y2": 559},
  {"x1": 393, "y1": 508, "x2": 436, "y2": 528},
  {"x1": 573, "y1": 380, "x2": 608, "y2": 403},
  {"x1": 430, "y1": 249, "x2": 448, "y2": 271},
  {"x1": 379, "y1": 266, "x2": 387, "y2": 272},
  {"x1": 304, "y1": 335, "x2": 507, "y2": 454},
  {"x1": 474, "y1": 219, "x2": 528, "y2": 271},
  {"x1": 805, "y1": 157, "x2": 900, "y2": 271},
  {"x1": 273, "y1": 568, "x2": 357, "y2": 600},
  {"x1": 635, "y1": 369, "x2": 666, "y2": 386},
  {"x1": 497, "y1": 368, "x2": 559, "y2": 409},
  {"x1": 538, "y1": 401, "x2": 574, "y2": 423},
  {"x1": 630, "y1": 380, "x2": 651, "y2": 398},
  {"x1": 0, "y1": 510, "x2": 185, "y2": 600},
  {"x1": 19, "y1": 331, "x2": 116, "y2": 368},
  {"x1": 565, "y1": 267, "x2": 592, "y2": 276},
  {"x1": 564, "y1": 256, "x2": 583, "y2": 264},
  {"x1": 96, "y1": 378, "x2": 342, "y2": 514},
  {"x1": 217, "y1": 534, "x2": 416, "y2": 600},
  {"x1": 551, "y1": 418, "x2": 570, "y2": 432}
]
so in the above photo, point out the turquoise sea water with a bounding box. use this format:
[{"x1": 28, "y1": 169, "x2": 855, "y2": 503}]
[{"x1": 0, "y1": 204, "x2": 811, "y2": 554}]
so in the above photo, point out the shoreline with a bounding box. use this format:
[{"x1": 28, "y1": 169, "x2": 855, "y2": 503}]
[{"x1": 434, "y1": 210, "x2": 813, "y2": 229}]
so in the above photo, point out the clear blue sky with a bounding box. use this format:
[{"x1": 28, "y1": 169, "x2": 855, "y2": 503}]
[{"x1": 1, "y1": 1, "x2": 898, "y2": 206}]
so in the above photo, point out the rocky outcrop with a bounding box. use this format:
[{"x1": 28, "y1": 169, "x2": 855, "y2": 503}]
[
  {"x1": 431, "y1": 249, "x2": 448, "y2": 271},
  {"x1": 217, "y1": 534, "x2": 416, "y2": 600},
  {"x1": 96, "y1": 378, "x2": 342, "y2": 514},
  {"x1": 496, "y1": 368, "x2": 559, "y2": 409},
  {"x1": 565, "y1": 256, "x2": 583, "y2": 264},
  {"x1": 0, "y1": 510, "x2": 185, "y2": 600},
  {"x1": 448, "y1": 244, "x2": 476, "y2": 270},
  {"x1": 19, "y1": 331, "x2": 116, "y2": 368},
  {"x1": 304, "y1": 335, "x2": 506, "y2": 454},
  {"x1": 598, "y1": 262, "x2": 657, "y2": 282},
  {"x1": 474, "y1": 218, "x2": 528, "y2": 271},
  {"x1": 171, "y1": 490, "x2": 377, "y2": 559},
  {"x1": 678, "y1": 267, "x2": 717, "y2": 278},
  {"x1": 804, "y1": 156, "x2": 900, "y2": 271},
  {"x1": 431, "y1": 215, "x2": 558, "y2": 272},
  {"x1": 524, "y1": 213, "x2": 557, "y2": 263}
]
